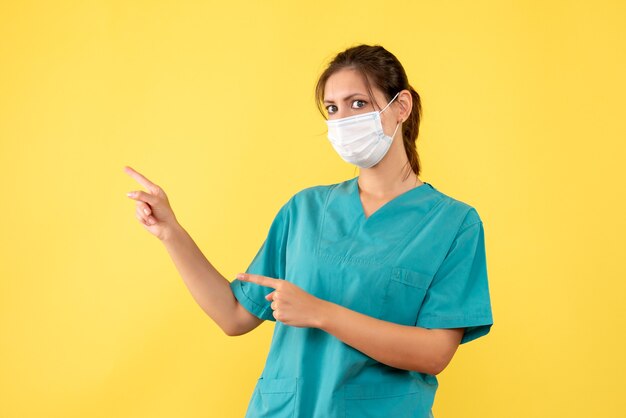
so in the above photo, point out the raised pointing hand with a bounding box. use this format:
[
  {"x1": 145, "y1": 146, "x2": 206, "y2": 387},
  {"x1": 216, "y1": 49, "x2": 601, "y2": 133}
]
[{"x1": 124, "y1": 165, "x2": 178, "y2": 241}]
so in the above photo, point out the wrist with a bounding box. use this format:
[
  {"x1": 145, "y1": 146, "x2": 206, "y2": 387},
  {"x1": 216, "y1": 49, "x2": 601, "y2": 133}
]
[
  {"x1": 315, "y1": 299, "x2": 337, "y2": 330},
  {"x1": 161, "y1": 221, "x2": 185, "y2": 244}
]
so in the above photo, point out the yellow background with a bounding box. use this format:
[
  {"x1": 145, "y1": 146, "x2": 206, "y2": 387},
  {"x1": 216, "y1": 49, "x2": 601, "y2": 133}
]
[{"x1": 1, "y1": 1, "x2": 624, "y2": 417}]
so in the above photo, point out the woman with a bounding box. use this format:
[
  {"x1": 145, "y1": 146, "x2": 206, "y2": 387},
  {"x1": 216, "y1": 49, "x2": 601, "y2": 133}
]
[{"x1": 125, "y1": 44, "x2": 494, "y2": 418}]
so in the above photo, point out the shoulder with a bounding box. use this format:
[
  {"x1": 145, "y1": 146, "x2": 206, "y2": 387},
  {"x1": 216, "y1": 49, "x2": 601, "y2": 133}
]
[
  {"x1": 287, "y1": 178, "x2": 349, "y2": 207},
  {"x1": 427, "y1": 183, "x2": 483, "y2": 230}
]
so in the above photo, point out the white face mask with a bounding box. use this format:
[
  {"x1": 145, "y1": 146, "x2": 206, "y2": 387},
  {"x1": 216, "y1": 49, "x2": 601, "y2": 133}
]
[{"x1": 326, "y1": 91, "x2": 401, "y2": 169}]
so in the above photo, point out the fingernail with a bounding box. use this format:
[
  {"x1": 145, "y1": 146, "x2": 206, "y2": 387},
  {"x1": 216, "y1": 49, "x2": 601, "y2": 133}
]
[
  {"x1": 126, "y1": 192, "x2": 135, "y2": 197},
  {"x1": 144, "y1": 208, "x2": 150, "y2": 215},
  {"x1": 236, "y1": 273, "x2": 245, "y2": 279}
]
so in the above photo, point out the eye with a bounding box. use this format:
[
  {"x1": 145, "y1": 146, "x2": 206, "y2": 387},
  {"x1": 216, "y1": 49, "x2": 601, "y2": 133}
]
[
  {"x1": 326, "y1": 104, "x2": 338, "y2": 114},
  {"x1": 352, "y1": 100, "x2": 367, "y2": 109}
]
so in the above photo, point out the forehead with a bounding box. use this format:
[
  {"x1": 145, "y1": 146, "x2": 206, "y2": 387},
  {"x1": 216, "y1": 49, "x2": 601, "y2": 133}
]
[{"x1": 323, "y1": 68, "x2": 371, "y2": 100}]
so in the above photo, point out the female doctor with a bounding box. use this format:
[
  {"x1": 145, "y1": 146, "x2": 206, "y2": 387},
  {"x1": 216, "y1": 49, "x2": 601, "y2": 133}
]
[{"x1": 125, "y1": 44, "x2": 494, "y2": 418}]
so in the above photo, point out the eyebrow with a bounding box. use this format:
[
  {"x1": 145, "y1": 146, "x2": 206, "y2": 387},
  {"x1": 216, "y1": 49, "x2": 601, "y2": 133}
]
[{"x1": 323, "y1": 93, "x2": 368, "y2": 104}]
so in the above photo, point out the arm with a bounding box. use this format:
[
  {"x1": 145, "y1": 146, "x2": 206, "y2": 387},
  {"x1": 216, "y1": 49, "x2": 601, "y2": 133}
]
[
  {"x1": 162, "y1": 223, "x2": 263, "y2": 336},
  {"x1": 124, "y1": 165, "x2": 260, "y2": 336},
  {"x1": 318, "y1": 301, "x2": 464, "y2": 375}
]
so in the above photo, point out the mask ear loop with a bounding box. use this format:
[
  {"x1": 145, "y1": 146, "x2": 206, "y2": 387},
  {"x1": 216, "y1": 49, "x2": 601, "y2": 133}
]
[
  {"x1": 380, "y1": 91, "x2": 402, "y2": 139},
  {"x1": 379, "y1": 91, "x2": 401, "y2": 114},
  {"x1": 390, "y1": 120, "x2": 401, "y2": 138}
]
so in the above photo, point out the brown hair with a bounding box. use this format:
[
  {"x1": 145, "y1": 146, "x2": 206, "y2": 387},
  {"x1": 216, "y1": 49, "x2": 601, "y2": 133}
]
[{"x1": 315, "y1": 44, "x2": 423, "y2": 179}]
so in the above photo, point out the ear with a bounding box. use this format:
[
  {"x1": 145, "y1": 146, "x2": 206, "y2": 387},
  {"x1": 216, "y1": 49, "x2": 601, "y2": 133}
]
[{"x1": 397, "y1": 89, "x2": 413, "y2": 123}]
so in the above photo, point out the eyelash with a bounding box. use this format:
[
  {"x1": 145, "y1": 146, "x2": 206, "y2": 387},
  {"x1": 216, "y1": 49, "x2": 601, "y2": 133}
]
[{"x1": 326, "y1": 100, "x2": 367, "y2": 114}]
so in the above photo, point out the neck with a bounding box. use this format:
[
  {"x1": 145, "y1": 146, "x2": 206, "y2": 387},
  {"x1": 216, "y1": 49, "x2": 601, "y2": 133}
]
[{"x1": 357, "y1": 164, "x2": 420, "y2": 199}]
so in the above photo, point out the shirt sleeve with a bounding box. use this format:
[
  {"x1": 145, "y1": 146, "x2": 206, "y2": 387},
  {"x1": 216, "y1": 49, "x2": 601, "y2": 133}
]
[
  {"x1": 415, "y1": 209, "x2": 494, "y2": 344},
  {"x1": 229, "y1": 197, "x2": 292, "y2": 322}
]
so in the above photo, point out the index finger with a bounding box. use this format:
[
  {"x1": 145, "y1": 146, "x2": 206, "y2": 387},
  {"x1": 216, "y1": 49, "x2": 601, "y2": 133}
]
[
  {"x1": 124, "y1": 166, "x2": 157, "y2": 191},
  {"x1": 236, "y1": 273, "x2": 280, "y2": 289}
]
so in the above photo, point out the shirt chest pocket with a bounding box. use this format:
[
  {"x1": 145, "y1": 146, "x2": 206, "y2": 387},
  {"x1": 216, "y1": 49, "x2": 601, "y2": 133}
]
[{"x1": 379, "y1": 267, "x2": 434, "y2": 326}]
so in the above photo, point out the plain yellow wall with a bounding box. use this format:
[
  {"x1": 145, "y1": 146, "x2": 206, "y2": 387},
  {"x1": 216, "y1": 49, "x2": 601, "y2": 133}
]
[{"x1": 1, "y1": 1, "x2": 624, "y2": 417}]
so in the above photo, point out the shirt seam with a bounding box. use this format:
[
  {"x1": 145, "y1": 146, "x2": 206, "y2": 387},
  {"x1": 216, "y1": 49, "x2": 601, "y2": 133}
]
[
  {"x1": 457, "y1": 220, "x2": 482, "y2": 235},
  {"x1": 419, "y1": 313, "x2": 492, "y2": 318},
  {"x1": 315, "y1": 183, "x2": 335, "y2": 255},
  {"x1": 418, "y1": 314, "x2": 493, "y2": 323},
  {"x1": 239, "y1": 284, "x2": 264, "y2": 309},
  {"x1": 237, "y1": 282, "x2": 275, "y2": 321}
]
